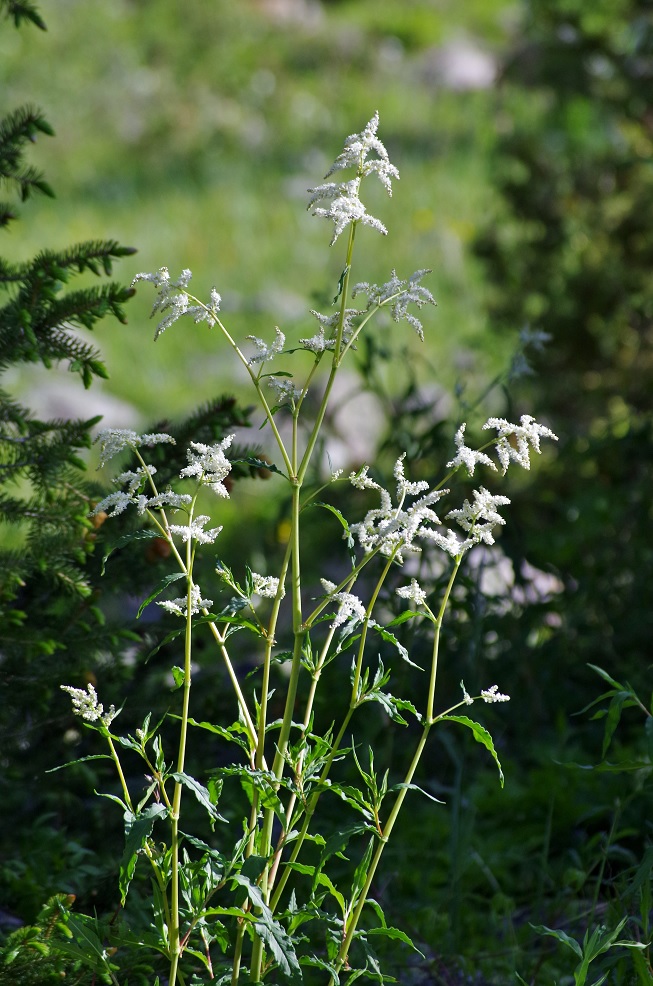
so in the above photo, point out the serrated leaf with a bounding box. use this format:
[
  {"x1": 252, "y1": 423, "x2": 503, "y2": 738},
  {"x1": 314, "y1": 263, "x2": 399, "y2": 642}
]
[
  {"x1": 530, "y1": 923, "x2": 583, "y2": 958},
  {"x1": 351, "y1": 837, "x2": 375, "y2": 904},
  {"x1": 46, "y1": 754, "x2": 113, "y2": 773},
  {"x1": 365, "y1": 924, "x2": 423, "y2": 953},
  {"x1": 601, "y1": 691, "x2": 632, "y2": 759},
  {"x1": 137, "y1": 572, "x2": 186, "y2": 618},
  {"x1": 101, "y1": 528, "x2": 160, "y2": 575},
  {"x1": 183, "y1": 716, "x2": 251, "y2": 754},
  {"x1": 312, "y1": 501, "x2": 356, "y2": 564},
  {"x1": 439, "y1": 715, "x2": 505, "y2": 787},
  {"x1": 645, "y1": 716, "x2": 653, "y2": 763},
  {"x1": 170, "y1": 772, "x2": 227, "y2": 829},
  {"x1": 120, "y1": 803, "x2": 167, "y2": 904},
  {"x1": 392, "y1": 782, "x2": 444, "y2": 804},
  {"x1": 171, "y1": 666, "x2": 185, "y2": 689},
  {"x1": 252, "y1": 912, "x2": 302, "y2": 984},
  {"x1": 384, "y1": 610, "x2": 419, "y2": 628},
  {"x1": 588, "y1": 663, "x2": 625, "y2": 691},
  {"x1": 230, "y1": 455, "x2": 283, "y2": 476}
]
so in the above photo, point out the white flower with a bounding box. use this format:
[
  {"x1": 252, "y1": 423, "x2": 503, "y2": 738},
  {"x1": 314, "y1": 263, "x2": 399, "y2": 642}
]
[
  {"x1": 483, "y1": 415, "x2": 558, "y2": 474},
  {"x1": 300, "y1": 308, "x2": 360, "y2": 354},
  {"x1": 349, "y1": 454, "x2": 447, "y2": 563},
  {"x1": 132, "y1": 267, "x2": 221, "y2": 335},
  {"x1": 320, "y1": 579, "x2": 367, "y2": 629},
  {"x1": 247, "y1": 327, "x2": 285, "y2": 365},
  {"x1": 114, "y1": 465, "x2": 156, "y2": 496},
  {"x1": 426, "y1": 528, "x2": 466, "y2": 558},
  {"x1": 324, "y1": 112, "x2": 399, "y2": 194},
  {"x1": 94, "y1": 429, "x2": 175, "y2": 466},
  {"x1": 352, "y1": 269, "x2": 436, "y2": 341},
  {"x1": 268, "y1": 376, "x2": 301, "y2": 406},
  {"x1": 168, "y1": 515, "x2": 223, "y2": 544},
  {"x1": 460, "y1": 681, "x2": 474, "y2": 706},
  {"x1": 446, "y1": 423, "x2": 497, "y2": 477},
  {"x1": 308, "y1": 180, "x2": 388, "y2": 245},
  {"x1": 308, "y1": 114, "x2": 398, "y2": 245},
  {"x1": 396, "y1": 578, "x2": 427, "y2": 606},
  {"x1": 143, "y1": 491, "x2": 193, "y2": 512},
  {"x1": 445, "y1": 487, "x2": 511, "y2": 549},
  {"x1": 251, "y1": 573, "x2": 283, "y2": 599},
  {"x1": 61, "y1": 683, "x2": 118, "y2": 728},
  {"x1": 481, "y1": 684, "x2": 510, "y2": 704},
  {"x1": 158, "y1": 583, "x2": 213, "y2": 618},
  {"x1": 179, "y1": 436, "x2": 234, "y2": 495},
  {"x1": 90, "y1": 491, "x2": 133, "y2": 518}
]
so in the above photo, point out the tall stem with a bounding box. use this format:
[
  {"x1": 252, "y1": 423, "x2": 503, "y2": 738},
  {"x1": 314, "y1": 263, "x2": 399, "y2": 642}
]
[{"x1": 169, "y1": 509, "x2": 197, "y2": 986}]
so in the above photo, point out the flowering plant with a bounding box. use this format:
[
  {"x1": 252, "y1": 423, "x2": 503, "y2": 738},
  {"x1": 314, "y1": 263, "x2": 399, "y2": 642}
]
[{"x1": 59, "y1": 114, "x2": 557, "y2": 986}]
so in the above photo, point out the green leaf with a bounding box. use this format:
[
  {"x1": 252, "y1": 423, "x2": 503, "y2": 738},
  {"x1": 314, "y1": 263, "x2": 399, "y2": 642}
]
[
  {"x1": 645, "y1": 716, "x2": 653, "y2": 763},
  {"x1": 316, "y1": 872, "x2": 346, "y2": 917},
  {"x1": 46, "y1": 753, "x2": 113, "y2": 773},
  {"x1": 333, "y1": 264, "x2": 351, "y2": 303},
  {"x1": 392, "y1": 782, "x2": 444, "y2": 804},
  {"x1": 137, "y1": 572, "x2": 186, "y2": 618},
  {"x1": 601, "y1": 690, "x2": 632, "y2": 759},
  {"x1": 439, "y1": 715, "x2": 505, "y2": 787},
  {"x1": 170, "y1": 772, "x2": 227, "y2": 829},
  {"x1": 312, "y1": 501, "x2": 355, "y2": 564},
  {"x1": 183, "y1": 716, "x2": 251, "y2": 754},
  {"x1": 230, "y1": 455, "x2": 283, "y2": 476},
  {"x1": 366, "y1": 924, "x2": 423, "y2": 954},
  {"x1": 351, "y1": 836, "x2": 375, "y2": 904},
  {"x1": 588, "y1": 664, "x2": 625, "y2": 691},
  {"x1": 120, "y1": 803, "x2": 167, "y2": 904},
  {"x1": 101, "y1": 528, "x2": 160, "y2": 575},
  {"x1": 252, "y1": 911, "x2": 302, "y2": 984},
  {"x1": 530, "y1": 923, "x2": 583, "y2": 959}
]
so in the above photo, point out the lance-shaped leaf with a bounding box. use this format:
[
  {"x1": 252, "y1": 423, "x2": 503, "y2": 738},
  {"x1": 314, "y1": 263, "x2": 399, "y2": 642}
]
[
  {"x1": 120, "y1": 803, "x2": 168, "y2": 903},
  {"x1": 439, "y1": 715, "x2": 505, "y2": 787}
]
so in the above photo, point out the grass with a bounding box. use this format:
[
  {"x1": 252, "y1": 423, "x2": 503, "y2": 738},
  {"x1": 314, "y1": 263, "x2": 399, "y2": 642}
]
[{"x1": 2, "y1": 0, "x2": 517, "y2": 424}]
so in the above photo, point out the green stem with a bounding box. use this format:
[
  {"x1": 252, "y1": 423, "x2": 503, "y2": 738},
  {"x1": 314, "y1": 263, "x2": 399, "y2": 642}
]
[
  {"x1": 169, "y1": 509, "x2": 197, "y2": 986},
  {"x1": 427, "y1": 557, "x2": 461, "y2": 722},
  {"x1": 330, "y1": 722, "x2": 432, "y2": 984}
]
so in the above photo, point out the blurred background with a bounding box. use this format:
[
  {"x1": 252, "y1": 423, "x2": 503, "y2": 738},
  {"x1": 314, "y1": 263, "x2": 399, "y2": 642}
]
[
  {"x1": 2, "y1": 1, "x2": 653, "y2": 983},
  {"x1": 1, "y1": 0, "x2": 514, "y2": 421}
]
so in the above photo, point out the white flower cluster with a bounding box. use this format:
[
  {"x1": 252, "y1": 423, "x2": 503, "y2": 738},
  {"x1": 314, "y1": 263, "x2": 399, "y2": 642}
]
[
  {"x1": 300, "y1": 309, "x2": 360, "y2": 355},
  {"x1": 60, "y1": 683, "x2": 118, "y2": 728},
  {"x1": 352, "y1": 269, "x2": 436, "y2": 341},
  {"x1": 481, "y1": 685, "x2": 510, "y2": 704},
  {"x1": 91, "y1": 432, "x2": 233, "y2": 525},
  {"x1": 180, "y1": 435, "x2": 234, "y2": 496},
  {"x1": 158, "y1": 583, "x2": 213, "y2": 618},
  {"x1": 427, "y1": 487, "x2": 511, "y2": 559},
  {"x1": 246, "y1": 327, "x2": 285, "y2": 365},
  {"x1": 349, "y1": 454, "x2": 447, "y2": 564},
  {"x1": 447, "y1": 416, "x2": 558, "y2": 478},
  {"x1": 251, "y1": 573, "x2": 283, "y2": 599},
  {"x1": 396, "y1": 578, "x2": 427, "y2": 607},
  {"x1": 268, "y1": 376, "x2": 302, "y2": 407},
  {"x1": 320, "y1": 579, "x2": 369, "y2": 630},
  {"x1": 168, "y1": 515, "x2": 223, "y2": 544},
  {"x1": 95, "y1": 429, "x2": 175, "y2": 467},
  {"x1": 131, "y1": 267, "x2": 221, "y2": 340},
  {"x1": 459, "y1": 681, "x2": 510, "y2": 706},
  {"x1": 483, "y1": 415, "x2": 558, "y2": 474},
  {"x1": 446, "y1": 423, "x2": 497, "y2": 477},
  {"x1": 348, "y1": 453, "x2": 523, "y2": 563},
  {"x1": 307, "y1": 112, "x2": 399, "y2": 245}
]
